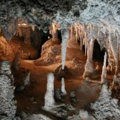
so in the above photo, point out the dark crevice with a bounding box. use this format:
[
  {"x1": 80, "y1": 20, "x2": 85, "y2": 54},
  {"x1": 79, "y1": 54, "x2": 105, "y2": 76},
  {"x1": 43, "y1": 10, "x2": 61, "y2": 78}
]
[{"x1": 93, "y1": 40, "x2": 106, "y2": 63}]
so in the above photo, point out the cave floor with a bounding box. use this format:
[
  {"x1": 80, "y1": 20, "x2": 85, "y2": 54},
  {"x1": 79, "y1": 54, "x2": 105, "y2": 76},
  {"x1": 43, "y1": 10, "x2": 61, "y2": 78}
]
[
  {"x1": 13, "y1": 48, "x2": 114, "y2": 119},
  {"x1": 14, "y1": 60, "x2": 100, "y2": 117}
]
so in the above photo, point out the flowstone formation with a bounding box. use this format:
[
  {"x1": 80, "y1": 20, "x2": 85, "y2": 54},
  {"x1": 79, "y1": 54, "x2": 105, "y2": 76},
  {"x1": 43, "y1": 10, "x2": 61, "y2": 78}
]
[
  {"x1": 91, "y1": 84, "x2": 120, "y2": 120},
  {"x1": 0, "y1": 61, "x2": 17, "y2": 120},
  {"x1": 68, "y1": 84, "x2": 120, "y2": 120}
]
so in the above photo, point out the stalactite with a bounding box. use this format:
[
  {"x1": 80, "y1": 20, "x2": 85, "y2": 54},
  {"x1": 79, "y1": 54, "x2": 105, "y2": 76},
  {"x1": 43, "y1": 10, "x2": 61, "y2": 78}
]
[
  {"x1": 74, "y1": 23, "x2": 78, "y2": 43},
  {"x1": 87, "y1": 39, "x2": 94, "y2": 62},
  {"x1": 31, "y1": 25, "x2": 35, "y2": 31},
  {"x1": 70, "y1": 22, "x2": 87, "y2": 53},
  {"x1": 107, "y1": 42, "x2": 114, "y2": 73},
  {"x1": 83, "y1": 38, "x2": 95, "y2": 78},
  {"x1": 49, "y1": 21, "x2": 60, "y2": 41},
  {"x1": 84, "y1": 31, "x2": 87, "y2": 56},
  {"x1": 62, "y1": 29, "x2": 69, "y2": 70},
  {"x1": 70, "y1": 25, "x2": 73, "y2": 40},
  {"x1": 98, "y1": 18, "x2": 119, "y2": 74},
  {"x1": 80, "y1": 36, "x2": 83, "y2": 50},
  {"x1": 101, "y1": 52, "x2": 107, "y2": 84}
]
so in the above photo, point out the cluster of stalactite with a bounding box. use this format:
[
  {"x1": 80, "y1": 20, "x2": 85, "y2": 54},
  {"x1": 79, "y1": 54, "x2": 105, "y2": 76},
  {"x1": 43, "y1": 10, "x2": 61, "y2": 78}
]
[
  {"x1": 49, "y1": 21, "x2": 61, "y2": 41},
  {"x1": 68, "y1": 16, "x2": 120, "y2": 84},
  {"x1": 69, "y1": 22, "x2": 87, "y2": 55},
  {"x1": 50, "y1": 14, "x2": 120, "y2": 84}
]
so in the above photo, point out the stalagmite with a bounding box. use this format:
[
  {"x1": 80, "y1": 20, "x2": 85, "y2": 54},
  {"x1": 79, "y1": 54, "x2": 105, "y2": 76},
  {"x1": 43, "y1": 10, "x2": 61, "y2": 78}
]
[
  {"x1": 101, "y1": 52, "x2": 107, "y2": 84},
  {"x1": 61, "y1": 78, "x2": 67, "y2": 95},
  {"x1": 83, "y1": 39, "x2": 95, "y2": 78},
  {"x1": 24, "y1": 72, "x2": 30, "y2": 86},
  {"x1": 44, "y1": 73, "x2": 55, "y2": 110}
]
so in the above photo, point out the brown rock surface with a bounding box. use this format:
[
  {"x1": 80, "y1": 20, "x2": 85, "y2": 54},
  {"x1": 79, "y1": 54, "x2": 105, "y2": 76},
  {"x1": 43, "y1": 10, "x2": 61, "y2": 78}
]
[
  {"x1": 9, "y1": 36, "x2": 38, "y2": 60},
  {"x1": 54, "y1": 65, "x2": 69, "y2": 80},
  {"x1": 8, "y1": 24, "x2": 42, "y2": 60},
  {"x1": 41, "y1": 39, "x2": 61, "y2": 53},
  {"x1": 34, "y1": 39, "x2": 61, "y2": 65},
  {"x1": 67, "y1": 38, "x2": 80, "y2": 49},
  {"x1": 0, "y1": 36, "x2": 14, "y2": 63}
]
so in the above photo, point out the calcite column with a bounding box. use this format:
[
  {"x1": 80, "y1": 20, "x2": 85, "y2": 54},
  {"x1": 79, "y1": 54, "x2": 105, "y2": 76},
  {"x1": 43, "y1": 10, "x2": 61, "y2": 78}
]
[{"x1": 83, "y1": 39, "x2": 96, "y2": 78}]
